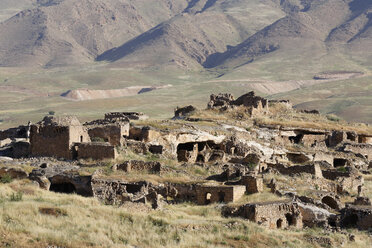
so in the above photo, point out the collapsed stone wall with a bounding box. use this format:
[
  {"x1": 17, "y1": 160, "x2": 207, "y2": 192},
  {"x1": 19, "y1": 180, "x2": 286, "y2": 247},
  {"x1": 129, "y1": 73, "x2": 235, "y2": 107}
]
[
  {"x1": 207, "y1": 91, "x2": 269, "y2": 116},
  {"x1": 223, "y1": 201, "x2": 303, "y2": 229},
  {"x1": 114, "y1": 160, "x2": 161, "y2": 173},
  {"x1": 342, "y1": 143, "x2": 372, "y2": 160},
  {"x1": 105, "y1": 112, "x2": 148, "y2": 121},
  {"x1": 87, "y1": 124, "x2": 129, "y2": 146},
  {"x1": 269, "y1": 164, "x2": 322, "y2": 178}
]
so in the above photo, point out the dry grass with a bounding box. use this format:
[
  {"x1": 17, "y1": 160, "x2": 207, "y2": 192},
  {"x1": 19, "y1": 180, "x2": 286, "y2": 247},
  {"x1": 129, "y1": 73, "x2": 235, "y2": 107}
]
[
  {"x1": 1, "y1": 180, "x2": 371, "y2": 248},
  {"x1": 255, "y1": 103, "x2": 372, "y2": 134}
]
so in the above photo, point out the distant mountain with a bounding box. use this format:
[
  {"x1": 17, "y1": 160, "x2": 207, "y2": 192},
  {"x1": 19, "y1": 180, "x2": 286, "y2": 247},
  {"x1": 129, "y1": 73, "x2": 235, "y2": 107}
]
[
  {"x1": 0, "y1": 0, "x2": 189, "y2": 67},
  {"x1": 0, "y1": 0, "x2": 371, "y2": 72}
]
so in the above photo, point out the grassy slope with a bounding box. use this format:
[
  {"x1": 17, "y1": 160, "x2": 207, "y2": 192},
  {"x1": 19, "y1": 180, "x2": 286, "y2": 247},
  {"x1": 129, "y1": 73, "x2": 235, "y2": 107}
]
[{"x1": 0, "y1": 179, "x2": 371, "y2": 248}]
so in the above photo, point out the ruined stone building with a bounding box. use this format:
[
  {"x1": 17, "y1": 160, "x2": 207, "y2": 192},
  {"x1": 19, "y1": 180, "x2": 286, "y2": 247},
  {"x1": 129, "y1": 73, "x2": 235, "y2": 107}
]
[
  {"x1": 207, "y1": 91, "x2": 269, "y2": 116},
  {"x1": 223, "y1": 200, "x2": 303, "y2": 229},
  {"x1": 196, "y1": 184, "x2": 246, "y2": 205},
  {"x1": 84, "y1": 114, "x2": 130, "y2": 147},
  {"x1": 30, "y1": 116, "x2": 90, "y2": 159}
]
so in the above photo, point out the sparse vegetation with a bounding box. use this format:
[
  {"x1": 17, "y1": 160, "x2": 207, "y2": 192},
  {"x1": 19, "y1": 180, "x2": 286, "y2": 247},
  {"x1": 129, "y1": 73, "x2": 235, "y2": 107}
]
[
  {"x1": 0, "y1": 175, "x2": 12, "y2": 184},
  {"x1": 0, "y1": 180, "x2": 370, "y2": 248}
]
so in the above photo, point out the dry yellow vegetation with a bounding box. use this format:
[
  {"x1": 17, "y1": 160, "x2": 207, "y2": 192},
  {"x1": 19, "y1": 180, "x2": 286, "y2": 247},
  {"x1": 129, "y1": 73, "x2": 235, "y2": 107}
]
[{"x1": 0, "y1": 179, "x2": 371, "y2": 248}]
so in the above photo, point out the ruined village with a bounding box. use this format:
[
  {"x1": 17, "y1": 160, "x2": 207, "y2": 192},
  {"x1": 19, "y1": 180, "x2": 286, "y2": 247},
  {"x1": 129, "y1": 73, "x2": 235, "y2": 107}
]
[{"x1": 0, "y1": 91, "x2": 372, "y2": 246}]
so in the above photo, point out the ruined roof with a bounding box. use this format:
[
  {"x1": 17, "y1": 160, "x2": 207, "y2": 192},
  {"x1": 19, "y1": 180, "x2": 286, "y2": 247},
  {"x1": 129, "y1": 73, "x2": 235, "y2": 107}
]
[{"x1": 38, "y1": 116, "x2": 82, "y2": 126}]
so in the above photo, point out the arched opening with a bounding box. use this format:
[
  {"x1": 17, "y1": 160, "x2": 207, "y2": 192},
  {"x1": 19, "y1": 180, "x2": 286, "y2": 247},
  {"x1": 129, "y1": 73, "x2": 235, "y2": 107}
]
[
  {"x1": 218, "y1": 191, "x2": 225, "y2": 202},
  {"x1": 276, "y1": 219, "x2": 283, "y2": 229},
  {"x1": 50, "y1": 182, "x2": 76, "y2": 194},
  {"x1": 205, "y1": 192, "x2": 212, "y2": 205},
  {"x1": 341, "y1": 214, "x2": 359, "y2": 228},
  {"x1": 285, "y1": 213, "x2": 295, "y2": 226},
  {"x1": 322, "y1": 196, "x2": 339, "y2": 210},
  {"x1": 80, "y1": 135, "x2": 83, "y2": 142}
]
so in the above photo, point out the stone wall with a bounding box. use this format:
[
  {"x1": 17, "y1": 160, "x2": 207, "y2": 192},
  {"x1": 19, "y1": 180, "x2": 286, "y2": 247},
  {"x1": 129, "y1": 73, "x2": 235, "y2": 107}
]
[
  {"x1": 77, "y1": 142, "x2": 117, "y2": 160},
  {"x1": 224, "y1": 201, "x2": 303, "y2": 229},
  {"x1": 30, "y1": 116, "x2": 90, "y2": 160},
  {"x1": 340, "y1": 205, "x2": 372, "y2": 230},
  {"x1": 241, "y1": 175, "x2": 263, "y2": 194},
  {"x1": 87, "y1": 123, "x2": 129, "y2": 146},
  {"x1": 196, "y1": 185, "x2": 246, "y2": 205},
  {"x1": 269, "y1": 164, "x2": 322, "y2": 178},
  {"x1": 115, "y1": 160, "x2": 161, "y2": 173},
  {"x1": 30, "y1": 125, "x2": 71, "y2": 159},
  {"x1": 105, "y1": 112, "x2": 148, "y2": 121},
  {"x1": 342, "y1": 143, "x2": 372, "y2": 160}
]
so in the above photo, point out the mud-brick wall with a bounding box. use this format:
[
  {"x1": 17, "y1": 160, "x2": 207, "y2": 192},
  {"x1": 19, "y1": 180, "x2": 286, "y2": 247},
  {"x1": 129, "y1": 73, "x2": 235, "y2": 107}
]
[
  {"x1": 77, "y1": 143, "x2": 117, "y2": 160},
  {"x1": 30, "y1": 125, "x2": 72, "y2": 159}
]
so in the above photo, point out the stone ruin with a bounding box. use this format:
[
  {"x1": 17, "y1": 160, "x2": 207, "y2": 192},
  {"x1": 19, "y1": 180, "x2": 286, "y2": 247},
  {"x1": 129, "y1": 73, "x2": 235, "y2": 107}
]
[
  {"x1": 223, "y1": 200, "x2": 303, "y2": 229},
  {"x1": 195, "y1": 184, "x2": 246, "y2": 205},
  {"x1": 1, "y1": 91, "x2": 372, "y2": 236},
  {"x1": 105, "y1": 112, "x2": 148, "y2": 121},
  {"x1": 30, "y1": 116, "x2": 91, "y2": 160},
  {"x1": 207, "y1": 91, "x2": 269, "y2": 116}
]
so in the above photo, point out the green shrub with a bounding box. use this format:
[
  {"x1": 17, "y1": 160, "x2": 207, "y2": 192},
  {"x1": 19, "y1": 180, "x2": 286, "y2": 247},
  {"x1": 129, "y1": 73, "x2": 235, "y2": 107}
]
[
  {"x1": 0, "y1": 174, "x2": 13, "y2": 184},
  {"x1": 326, "y1": 114, "x2": 340, "y2": 122},
  {"x1": 10, "y1": 192, "x2": 23, "y2": 202},
  {"x1": 337, "y1": 166, "x2": 347, "y2": 173},
  {"x1": 48, "y1": 111, "x2": 55, "y2": 116}
]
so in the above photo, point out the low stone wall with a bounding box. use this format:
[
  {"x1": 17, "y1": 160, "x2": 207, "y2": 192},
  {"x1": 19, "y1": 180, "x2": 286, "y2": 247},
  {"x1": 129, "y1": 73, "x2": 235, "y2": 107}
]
[
  {"x1": 269, "y1": 164, "x2": 322, "y2": 178},
  {"x1": 115, "y1": 160, "x2": 161, "y2": 173},
  {"x1": 77, "y1": 142, "x2": 117, "y2": 160}
]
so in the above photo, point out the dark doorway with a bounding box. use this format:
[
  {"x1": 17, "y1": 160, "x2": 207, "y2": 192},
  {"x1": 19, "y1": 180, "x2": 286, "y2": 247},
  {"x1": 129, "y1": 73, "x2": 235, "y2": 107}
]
[
  {"x1": 218, "y1": 191, "x2": 225, "y2": 202},
  {"x1": 50, "y1": 182, "x2": 76, "y2": 194},
  {"x1": 341, "y1": 214, "x2": 359, "y2": 228},
  {"x1": 276, "y1": 219, "x2": 283, "y2": 228},
  {"x1": 322, "y1": 196, "x2": 339, "y2": 210},
  {"x1": 334, "y1": 158, "x2": 347, "y2": 167},
  {"x1": 285, "y1": 213, "x2": 295, "y2": 226},
  {"x1": 80, "y1": 135, "x2": 83, "y2": 142}
]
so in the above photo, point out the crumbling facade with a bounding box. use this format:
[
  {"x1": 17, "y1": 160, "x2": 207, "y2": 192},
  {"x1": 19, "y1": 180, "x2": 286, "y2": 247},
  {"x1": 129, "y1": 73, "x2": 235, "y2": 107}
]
[
  {"x1": 223, "y1": 201, "x2": 303, "y2": 229},
  {"x1": 30, "y1": 116, "x2": 90, "y2": 159}
]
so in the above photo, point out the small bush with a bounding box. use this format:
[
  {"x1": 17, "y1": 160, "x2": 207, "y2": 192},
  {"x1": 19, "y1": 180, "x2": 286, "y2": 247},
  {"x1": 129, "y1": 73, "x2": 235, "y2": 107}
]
[
  {"x1": 337, "y1": 167, "x2": 348, "y2": 173},
  {"x1": 10, "y1": 192, "x2": 23, "y2": 202},
  {"x1": 48, "y1": 111, "x2": 55, "y2": 116},
  {"x1": 326, "y1": 114, "x2": 340, "y2": 122},
  {"x1": 0, "y1": 174, "x2": 13, "y2": 184}
]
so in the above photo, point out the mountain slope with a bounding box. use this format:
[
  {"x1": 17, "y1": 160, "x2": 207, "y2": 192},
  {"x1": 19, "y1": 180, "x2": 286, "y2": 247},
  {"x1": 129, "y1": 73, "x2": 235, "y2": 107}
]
[
  {"x1": 0, "y1": 0, "x2": 189, "y2": 67},
  {"x1": 97, "y1": 0, "x2": 285, "y2": 69}
]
